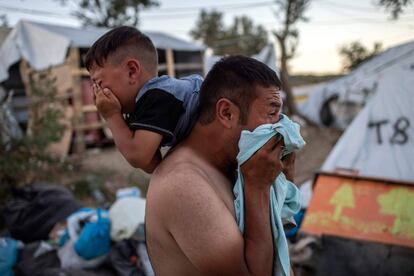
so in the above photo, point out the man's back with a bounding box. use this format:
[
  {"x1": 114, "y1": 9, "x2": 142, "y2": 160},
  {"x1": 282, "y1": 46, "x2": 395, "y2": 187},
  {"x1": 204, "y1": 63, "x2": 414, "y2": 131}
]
[{"x1": 145, "y1": 144, "x2": 238, "y2": 276}]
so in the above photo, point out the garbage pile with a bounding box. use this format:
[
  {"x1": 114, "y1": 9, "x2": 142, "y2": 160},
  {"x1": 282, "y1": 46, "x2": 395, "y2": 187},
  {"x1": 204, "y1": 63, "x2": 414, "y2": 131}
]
[{"x1": 0, "y1": 183, "x2": 153, "y2": 276}]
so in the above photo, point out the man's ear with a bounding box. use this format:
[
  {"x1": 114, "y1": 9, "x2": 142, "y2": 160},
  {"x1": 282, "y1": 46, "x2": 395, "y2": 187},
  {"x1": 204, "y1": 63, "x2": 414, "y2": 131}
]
[
  {"x1": 216, "y1": 98, "x2": 240, "y2": 129},
  {"x1": 126, "y1": 59, "x2": 141, "y2": 84}
]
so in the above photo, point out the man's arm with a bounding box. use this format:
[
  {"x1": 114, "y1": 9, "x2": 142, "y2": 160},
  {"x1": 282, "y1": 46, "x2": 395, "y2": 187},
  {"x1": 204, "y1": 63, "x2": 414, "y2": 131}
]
[
  {"x1": 94, "y1": 86, "x2": 162, "y2": 173},
  {"x1": 157, "y1": 137, "x2": 284, "y2": 275},
  {"x1": 241, "y1": 135, "x2": 285, "y2": 275}
]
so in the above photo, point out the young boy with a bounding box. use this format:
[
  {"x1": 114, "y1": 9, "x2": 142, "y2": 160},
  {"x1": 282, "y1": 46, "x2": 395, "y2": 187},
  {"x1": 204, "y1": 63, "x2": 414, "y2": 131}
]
[{"x1": 85, "y1": 26, "x2": 202, "y2": 173}]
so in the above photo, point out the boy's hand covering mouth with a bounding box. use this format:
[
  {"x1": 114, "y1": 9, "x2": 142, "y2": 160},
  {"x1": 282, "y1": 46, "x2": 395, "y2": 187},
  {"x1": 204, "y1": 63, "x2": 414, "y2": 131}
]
[{"x1": 93, "y1": 83, "x2": 122, "y2": 120}]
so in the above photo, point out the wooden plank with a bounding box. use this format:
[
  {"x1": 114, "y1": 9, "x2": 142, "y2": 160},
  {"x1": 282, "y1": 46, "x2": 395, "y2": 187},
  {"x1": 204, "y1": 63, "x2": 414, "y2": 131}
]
[
  {"x1": 165, "y1": 48, "x2": 175, "y2": 77},
  {"x1": 19, "y1": 60, "x2": 34, "y2": 134},
  {"x1": 47, "y1": 106, "x2": 74, "y2": 158},
  {"x1": 75, "y1": 121, "x2": 106, "y2": 131},
  {"x1": 82, "y1": 104, "x2": 97, "y2": 113},
  {"x1": 301, "y1": 173, "x2": 414, "y2": 248},
  {"x1": 71, "y1": 68, "x2": 90, "y2": 77},
  {"x1": 173, "y1": 63, "x2": 203, "y2": 70},
  {"x1": 68, "y1": 47, "x2": 85, "y2": 154}
]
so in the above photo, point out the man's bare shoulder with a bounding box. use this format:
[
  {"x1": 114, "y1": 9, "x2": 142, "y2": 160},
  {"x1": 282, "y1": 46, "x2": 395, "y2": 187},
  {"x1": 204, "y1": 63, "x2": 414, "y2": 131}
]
[{"x1": 149, "y1": 147, "x2": 212, "y2": 202}]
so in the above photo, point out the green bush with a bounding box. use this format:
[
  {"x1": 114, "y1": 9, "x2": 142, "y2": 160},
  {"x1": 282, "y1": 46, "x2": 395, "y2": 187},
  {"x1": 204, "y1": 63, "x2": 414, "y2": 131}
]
[{"x1": 0, "y1": 70, "x2": 68, "y2": 192}]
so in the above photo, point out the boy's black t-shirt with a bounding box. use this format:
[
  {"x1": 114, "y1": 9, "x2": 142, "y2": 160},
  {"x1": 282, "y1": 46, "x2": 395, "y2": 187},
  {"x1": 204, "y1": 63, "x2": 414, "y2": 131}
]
[{"x1": 125, "y1": 88, "x2": 185, "y2": 145}]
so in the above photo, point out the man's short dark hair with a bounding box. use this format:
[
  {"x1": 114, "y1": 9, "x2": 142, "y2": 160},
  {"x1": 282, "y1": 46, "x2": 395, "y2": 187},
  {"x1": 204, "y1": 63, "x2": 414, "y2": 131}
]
[
  {"x1": 198, "y1": 55, "x2": 282, "y2": 124},
  {"x1": 85, "y1": 26, "x2": 158, "y2": 75}
]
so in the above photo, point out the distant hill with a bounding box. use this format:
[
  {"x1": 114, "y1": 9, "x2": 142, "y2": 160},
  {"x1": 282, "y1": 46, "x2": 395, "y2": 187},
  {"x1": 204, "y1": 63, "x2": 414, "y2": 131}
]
[{"x1": 290, "y1": 74, "x2": 343, "y2": 87}]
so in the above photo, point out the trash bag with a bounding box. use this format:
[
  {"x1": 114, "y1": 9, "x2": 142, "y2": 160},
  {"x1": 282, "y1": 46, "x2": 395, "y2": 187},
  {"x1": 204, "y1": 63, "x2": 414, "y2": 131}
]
[
  {"x1": 74, "y1": 209, "x2": 111, "y2": 260},
  {"x1": 109, "y1": 239, "x2": 145, "y2": 276},
  {"x1": 3, "y1": 183, "x2": 81, "y2": 243},
  {"x1": 58, "y1": 208, "x2": 110, "y2": 269},
  {"x1": 109, "y1": 197, "x2": 146, "y2": 242},
  {"x1": 58, "y1": 240, "x2": 107, "y2": 270},
  {"x1": 136, "y1": 243, "x2": 154, "y2": 276},
  {"x1": 0, "y1": 237, "x2": 18, "y2": 276},
  {"x1": 14, "y1": 241, "x2": 61, "y2": 276},
  {"x1": 116, "y1": 187, "x2": 141, "y2": 199}
]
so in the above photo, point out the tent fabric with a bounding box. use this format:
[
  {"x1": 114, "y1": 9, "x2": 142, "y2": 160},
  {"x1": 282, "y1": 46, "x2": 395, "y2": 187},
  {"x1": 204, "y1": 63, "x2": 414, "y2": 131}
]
[
  {"x1": 321, "y1": 53, "x2": 414, "y2": 182},
  {"x1": 204, "y1": 43, "x2": 278, "y2": 74},
  {"x1": 0, "y1": 21, "x2": 70, "y2": 82},
  {"x1": 252, "y1": 43, "x2": 278, "y2": 74},
  {"x1": 0, "y1": 20, "x2": 205, "y2": 82},
  {"x1": 300, "y1": 40, "x2": 414, "y2": 127}
]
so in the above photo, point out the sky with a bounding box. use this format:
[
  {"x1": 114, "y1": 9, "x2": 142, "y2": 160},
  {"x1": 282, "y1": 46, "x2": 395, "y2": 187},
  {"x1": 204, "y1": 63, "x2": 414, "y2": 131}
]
[{"x1": 1, "y1": 0, "x2": 414, "y2": 74}]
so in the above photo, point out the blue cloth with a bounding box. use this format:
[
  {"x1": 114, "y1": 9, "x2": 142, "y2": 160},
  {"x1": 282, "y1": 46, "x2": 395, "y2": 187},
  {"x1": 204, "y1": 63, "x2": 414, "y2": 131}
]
[
  {"x1": 135, "y1": 75, "x2": 203, "y2": 147},
  {"x1": 233, "y1": 114, "x2": 305, "y2": 276},
  {"x1": 0, "y1": 237, "x2": 18, "y2": 276}
]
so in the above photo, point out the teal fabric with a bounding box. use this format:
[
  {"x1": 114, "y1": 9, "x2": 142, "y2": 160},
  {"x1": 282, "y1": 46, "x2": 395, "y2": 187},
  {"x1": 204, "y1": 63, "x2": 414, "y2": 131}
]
[{"x1": 233, "y1": 114, "x2": 305, "y2": 276}]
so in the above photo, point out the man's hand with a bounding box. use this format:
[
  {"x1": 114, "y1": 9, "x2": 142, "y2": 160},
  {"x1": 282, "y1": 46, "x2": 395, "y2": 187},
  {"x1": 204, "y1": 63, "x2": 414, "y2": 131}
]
[
  {"x1": 282, "y1": 152, "x2": 296, "y2": 182},
  {"x1": 93, "y1": 83, "x2": 121, "y2": 120},
  {"x1": 240, "y1": 135, "x2": 285, "y2": 275},
  {"x1": 241, "y1": 135, "x2": 284, "y2": 188}
]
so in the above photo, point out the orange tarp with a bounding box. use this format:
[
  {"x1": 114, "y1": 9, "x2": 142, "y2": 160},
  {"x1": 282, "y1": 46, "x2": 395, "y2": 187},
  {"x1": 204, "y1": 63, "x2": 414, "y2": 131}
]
[{"x1": 301, "y1": 173, "x2": 414, "y2": 248}]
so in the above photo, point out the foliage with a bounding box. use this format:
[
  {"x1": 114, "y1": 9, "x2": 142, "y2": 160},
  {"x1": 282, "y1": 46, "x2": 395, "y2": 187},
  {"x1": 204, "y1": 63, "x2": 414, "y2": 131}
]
[
  {"x1": 272, "y1": 0, "x2": 311, "y2": 61},
  {"x1": 339, "y1": 41, "x2": 382, "y2": 72},
  {"x1": 190, "y1": 9, "x2": 268, "y2": 56},
  {"x1": 190, "y1": 10, "x2": 225, "y2": 52},
  {"x1": 59, "y1": 0, "x2": 159, "y2": 27},
  {"x1": 272, "y1": 0, "x2": 312, "y2": 118},
  {"x1": 377, "y1": 0, "x2": 413, "y2": 19},
  {"x1": 0, "y1": 70, "x2": 67, "y2": 189}
]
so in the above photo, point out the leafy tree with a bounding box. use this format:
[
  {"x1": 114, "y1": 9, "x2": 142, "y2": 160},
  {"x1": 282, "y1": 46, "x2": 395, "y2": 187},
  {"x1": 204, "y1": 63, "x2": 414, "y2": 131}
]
[
  {"x1": 377, "y1": 0, "x2": 413, "y2": 19},
  {"x1": 339, "y1": 41, "x2": 382, "y2": 72},
  {"x1": 272, "y1": 0, "x2": 311, "y2": 117},
  {"x1": 190, "y1": 10, "x2": 268, "y2": 56},
  {"x1": 59, "y1": 0, "x2": 159, "y2": 27},
  {"x1": 190, "y1": 9, "x2": 225, "y2": 52},
  {"x1": 218, "y1": 16, "x2": 268, "y2": 56}
]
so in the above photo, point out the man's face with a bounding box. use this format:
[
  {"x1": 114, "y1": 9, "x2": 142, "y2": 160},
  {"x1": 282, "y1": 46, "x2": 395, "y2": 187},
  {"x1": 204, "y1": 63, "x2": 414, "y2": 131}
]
[
  {"x1": 242, "y1": 85, "x2": 283, "y2": 131},
  {"x1": 89, "y1": 61, "x2": 134, "y2": 113},
  {"x1": 225, "y1": 85, "x2": 282, "y2": 164}
]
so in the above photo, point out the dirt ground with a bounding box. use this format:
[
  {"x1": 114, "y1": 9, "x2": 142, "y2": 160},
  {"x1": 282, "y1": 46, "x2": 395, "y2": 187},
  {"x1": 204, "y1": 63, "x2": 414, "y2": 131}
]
[
  {"x1": 295, "y1": 125, "x2": 342, "y2": 185},
  {"x1": 73, "y1": 124, "x2": 342, "y2": 198}
]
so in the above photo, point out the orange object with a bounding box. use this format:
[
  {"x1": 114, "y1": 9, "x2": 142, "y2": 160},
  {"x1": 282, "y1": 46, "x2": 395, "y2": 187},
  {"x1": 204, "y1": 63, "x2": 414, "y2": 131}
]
[{"x1": 301, "y1": 172, "x2": 414, "y2": 248}]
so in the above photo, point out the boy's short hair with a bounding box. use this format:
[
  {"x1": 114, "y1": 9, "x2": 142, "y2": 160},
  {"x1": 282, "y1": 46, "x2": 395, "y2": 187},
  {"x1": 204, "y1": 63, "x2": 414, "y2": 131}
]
[
  {"x1": 85, "y1": 26, "x2": 158, "y2": 75},
  {"x1": 198, "y1": 55, "x2": 282, "y2": 125}
]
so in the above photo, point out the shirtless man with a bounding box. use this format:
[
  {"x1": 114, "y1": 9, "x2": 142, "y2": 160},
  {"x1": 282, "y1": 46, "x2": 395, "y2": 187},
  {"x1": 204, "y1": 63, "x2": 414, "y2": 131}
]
[{"x1": 145, "y1": 56, "x2": 295, "y2": 276}]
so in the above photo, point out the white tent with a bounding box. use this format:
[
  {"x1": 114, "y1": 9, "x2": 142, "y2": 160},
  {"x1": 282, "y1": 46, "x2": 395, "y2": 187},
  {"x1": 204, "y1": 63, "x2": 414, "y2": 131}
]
[
  {"x1": 301, "y1": 40, "x2": 414, "y2": 129},
  {"x1": 321, "y1": 52, "x2": 414, "y2": 182},
  {"x1": 0, "y1": 20, "x2": 205, "y2": 82},
  {"x1": 204, "y1": 43, "x2": 278, "y2": 74}
]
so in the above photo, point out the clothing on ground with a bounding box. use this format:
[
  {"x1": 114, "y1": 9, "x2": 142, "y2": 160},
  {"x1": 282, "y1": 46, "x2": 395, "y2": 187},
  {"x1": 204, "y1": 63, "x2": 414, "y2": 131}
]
[{"x1": 233, "y1": 114, "x2": 305, "y2": 276}]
